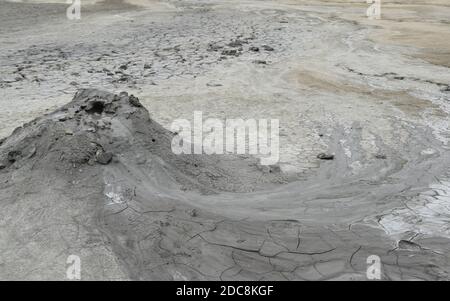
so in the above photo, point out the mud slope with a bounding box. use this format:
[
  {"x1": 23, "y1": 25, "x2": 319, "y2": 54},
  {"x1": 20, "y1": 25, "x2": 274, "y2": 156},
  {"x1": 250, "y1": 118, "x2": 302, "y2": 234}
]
[
  {"x1": 0, "y1": 89, "x2": 449, "y2": 280},
  {"x1": 0, "y1": 89, "x2": 286, "y2": 280}
]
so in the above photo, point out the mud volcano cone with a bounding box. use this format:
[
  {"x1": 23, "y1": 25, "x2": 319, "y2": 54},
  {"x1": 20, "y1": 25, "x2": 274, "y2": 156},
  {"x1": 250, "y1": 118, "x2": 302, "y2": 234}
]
[{"x1": 0, "y1": 89, "x2": 289, "y2": 280}]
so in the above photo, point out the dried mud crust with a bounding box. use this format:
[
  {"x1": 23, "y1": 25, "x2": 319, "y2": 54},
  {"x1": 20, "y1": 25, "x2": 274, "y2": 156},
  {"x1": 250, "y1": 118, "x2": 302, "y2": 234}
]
[
  {"x1": 1, "y1": 0, "x2": 449, "y2": 177},
  {"x1": 1, "y1": 0, "x2": 450, "y2": 281},
  {"x1": 0, "y1": 89, "x2": 449, "y2": 280}
]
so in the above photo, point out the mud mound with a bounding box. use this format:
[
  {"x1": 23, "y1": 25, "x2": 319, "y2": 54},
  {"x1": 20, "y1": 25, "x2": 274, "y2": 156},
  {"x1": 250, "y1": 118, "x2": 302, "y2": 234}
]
[
  {"x1": 0, "y1": 89, "x2": 288, "y2": 280},
  {"x1": 0, "y1": 89, "x2": 287, "y2": 193},
  {"x1": 0, "y1": 89, "x2": 304, "y2": 280}
]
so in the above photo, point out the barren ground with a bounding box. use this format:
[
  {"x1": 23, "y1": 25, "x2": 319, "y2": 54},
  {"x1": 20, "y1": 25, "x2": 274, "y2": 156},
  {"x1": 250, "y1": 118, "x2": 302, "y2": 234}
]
[{"x1": 0, "y1": 0, "x2": 449, "y2": 280}]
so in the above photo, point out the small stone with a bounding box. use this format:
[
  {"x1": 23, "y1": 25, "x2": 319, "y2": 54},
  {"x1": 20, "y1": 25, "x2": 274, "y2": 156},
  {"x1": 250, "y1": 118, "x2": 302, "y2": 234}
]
[
  {"x1": 207, "y1": 44, "x2": 222, "y2": 52},
  {"x1": 0, "y1": 163, "x2": 6, "y2": 170},
  {"x1": 221, "y1": 49, "x2": 239, "y2": 56},
  {"x1": 144, "y1": 63, "x2": 151, "y2": 69},
  {"x1": 129, "y1": 95, "x2": 142, "y2": 107},
  {"x1": 262, "y1": 45, "x2": 274, "y2": 51},
  {"x1": 375, "y1": 153, "x2": 387, "y2": 159},
  {"x1": 398, "y1": 240, "x2": 421, "y2": 251},
  {"x1": 317, "y1": 153, "x2": 334, "y2": 160},
  {"x1": 7, "y1": 150, "x2": 21, "y2": 163},
  {"x1": 65, "y1": 129, "x2": 73, "y2": 135},
  {"x1": 188, "y1": 209, "x2": 197, "y2": 217},
  {"x1": 253, "y1": 60, "x2": 267, "y2": 65},
  {"x1": 118, "y1": 75, "x2": 129, "y2": 82},
  {"x1": 96, "y1": 151, "x2": 113, "y2": 165},
  {"x1": 249, "y1": 46, "x2": 260, "y2": 52},
  {"x1": 119, "y1": 64, "x2": 128, "y2": 70},
  {"x1": 228, "y1": 40, "x2": 244, "y2": 47}
]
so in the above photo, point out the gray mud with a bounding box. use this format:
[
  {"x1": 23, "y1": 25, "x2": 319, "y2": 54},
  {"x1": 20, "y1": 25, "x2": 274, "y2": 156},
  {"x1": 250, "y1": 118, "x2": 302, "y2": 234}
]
[
  {"x1": 1, "y1": 0, "x2": 450, "y2": 281},
  {"x1": 0, "y1": 89, "x2": 449, "y2": 280}
]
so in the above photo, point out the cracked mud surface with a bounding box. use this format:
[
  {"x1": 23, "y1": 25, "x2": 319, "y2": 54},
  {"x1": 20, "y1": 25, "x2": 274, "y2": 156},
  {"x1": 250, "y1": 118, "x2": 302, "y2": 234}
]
[{"x1": 0, "y1": 0, "x2": 450, "y2": 280}]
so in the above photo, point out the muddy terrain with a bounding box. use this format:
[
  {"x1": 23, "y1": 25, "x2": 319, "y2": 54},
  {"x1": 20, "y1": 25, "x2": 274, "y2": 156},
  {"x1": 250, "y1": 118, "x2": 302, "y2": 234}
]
[{"x1": 0, "y1": 0, "x2": 449, "y2": 280}]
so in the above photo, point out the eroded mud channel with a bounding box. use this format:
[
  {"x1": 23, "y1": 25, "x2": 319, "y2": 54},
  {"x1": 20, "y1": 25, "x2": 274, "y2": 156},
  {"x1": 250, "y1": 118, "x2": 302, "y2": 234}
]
[{"x1": 0, "y1": 0, "x2": 449, "y2": 280}]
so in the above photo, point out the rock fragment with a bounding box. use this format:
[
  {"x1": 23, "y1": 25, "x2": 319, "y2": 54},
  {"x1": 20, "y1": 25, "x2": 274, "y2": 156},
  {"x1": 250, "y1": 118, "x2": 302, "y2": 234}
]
[
  {"x1": 227, "y1": 39, "x2": 245, "y2": 47},
  {"x1": 317, "y1": 153, "x2": 334, "y2": 160},
  {"x1": 398, "y1": 240, "x2": 422, "y2": 251},
  {"x1": 96, "y1": 151, "x2": 113, "y2": 165},
  {"x1": 375, "y1": 153, "x2": 387, "y2": 159},
  {"x1": 188, "y1": 209, "x2": 197, "y2": 217},
  {"x1": 253, "y1": 60, "x2": 267, "y2": 65},
  {"x1": 222, "y1": 49, "x2": 239, "y2": 56},
  {"x1": 129, "y1": 95, "x2": 142, "y2": 107},
  {"x1": 262, "y1": 45, "x2": 274, "y2": 51},
  {"x1": 7, "y1": 150, "x2": 21, "y2": 163}
]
